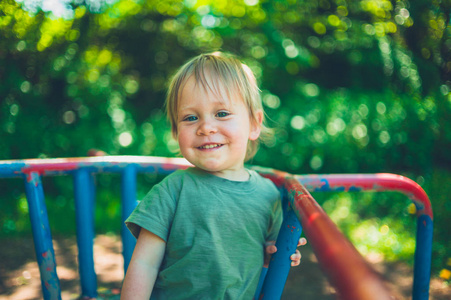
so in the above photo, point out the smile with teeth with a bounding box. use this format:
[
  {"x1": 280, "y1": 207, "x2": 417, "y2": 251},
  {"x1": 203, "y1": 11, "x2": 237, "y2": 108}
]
[{"x1": 198, "y1": 143, "x2": 223, "y2": 149}]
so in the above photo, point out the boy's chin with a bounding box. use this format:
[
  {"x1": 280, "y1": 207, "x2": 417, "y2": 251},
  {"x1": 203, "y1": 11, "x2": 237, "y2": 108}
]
[{"x1": 187, "y1": 159, "x2": 223, "y2": 173}]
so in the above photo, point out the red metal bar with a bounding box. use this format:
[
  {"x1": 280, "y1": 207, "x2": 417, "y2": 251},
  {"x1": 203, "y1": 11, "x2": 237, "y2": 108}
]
[
  {"x1": 259, "y1": 169, "x2": 395, "y2": 300},
  {"x1": 285, "y1": 177, "x2": 393, "y2": 299}
]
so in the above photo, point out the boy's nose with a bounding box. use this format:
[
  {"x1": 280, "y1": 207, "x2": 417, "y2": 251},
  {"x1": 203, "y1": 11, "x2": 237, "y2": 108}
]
[{"x1": 197, "y1": 119, "x2": 217, "y2": 135}]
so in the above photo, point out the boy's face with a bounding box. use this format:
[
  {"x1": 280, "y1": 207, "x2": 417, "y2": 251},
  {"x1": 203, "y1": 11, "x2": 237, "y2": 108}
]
[{"x1": 175, "y1": 76, "x2": 262, "y2": 181}]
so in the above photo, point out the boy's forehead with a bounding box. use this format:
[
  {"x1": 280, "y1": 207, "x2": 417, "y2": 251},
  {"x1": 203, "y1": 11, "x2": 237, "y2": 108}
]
[{"x1": 178, "y1": 75, "x2": 242, "y2": 108}]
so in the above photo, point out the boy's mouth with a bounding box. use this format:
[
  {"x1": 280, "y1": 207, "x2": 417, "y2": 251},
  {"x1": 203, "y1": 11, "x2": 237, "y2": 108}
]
[{"x1": 198, "y1": 143, "x2": 223, "y2": 150}]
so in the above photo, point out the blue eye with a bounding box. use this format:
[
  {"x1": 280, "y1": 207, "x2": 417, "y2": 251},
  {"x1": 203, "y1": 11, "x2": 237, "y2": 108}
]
[
  {"x1": 183, "y1": 115, "x2": 198, "y2": 122},
  {"x1": 216, "y1": 111, "x2": 230, "y2": 118}
]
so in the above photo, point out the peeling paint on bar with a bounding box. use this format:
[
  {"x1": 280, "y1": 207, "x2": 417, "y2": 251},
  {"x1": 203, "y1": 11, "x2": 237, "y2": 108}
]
[
  {"x1": 39, "y1": 249, "x2": 60, "y2": 300},
  {"x1": 23, "y1": 170, "x2": 61, "y2": 300}
]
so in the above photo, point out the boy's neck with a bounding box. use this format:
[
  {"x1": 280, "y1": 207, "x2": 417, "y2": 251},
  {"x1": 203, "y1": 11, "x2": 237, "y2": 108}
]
[{"x1": 195, "y1": 167, "x2": 250, "y2": 182}]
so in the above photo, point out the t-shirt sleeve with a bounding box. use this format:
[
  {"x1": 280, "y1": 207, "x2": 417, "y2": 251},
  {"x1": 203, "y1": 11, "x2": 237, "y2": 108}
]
[
  {"x1": 266, "y1": 190, "x2": 283, "y2": 242},
  {"x1": 125, "y1": 182, "x2": 176, "y2": 242}
]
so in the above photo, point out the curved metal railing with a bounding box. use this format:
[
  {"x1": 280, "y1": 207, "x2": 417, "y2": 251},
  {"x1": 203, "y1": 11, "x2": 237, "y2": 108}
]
[{"x1": 0, "y1": 156, "x2": 432, "y2": 300}]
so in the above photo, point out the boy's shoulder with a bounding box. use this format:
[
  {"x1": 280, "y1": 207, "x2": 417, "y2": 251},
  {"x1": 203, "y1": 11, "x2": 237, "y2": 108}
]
[
  {"x1": 248, "y1": 169, "x2": 280, "y2": 196},
  {"x1": 248, "y1": 169, "x2": 278, "y2": 186}
]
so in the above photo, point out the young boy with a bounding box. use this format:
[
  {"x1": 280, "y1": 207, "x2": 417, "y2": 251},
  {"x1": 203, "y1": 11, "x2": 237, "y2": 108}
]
[{"x1": 121, "y1": 52, "x2": 301, "y2": 299}]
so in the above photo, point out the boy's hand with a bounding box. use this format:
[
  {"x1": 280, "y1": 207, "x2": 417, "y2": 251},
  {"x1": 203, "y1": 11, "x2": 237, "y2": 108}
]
[{"x1": 264, "y1": 237, "x2": 307, "y2": 268}]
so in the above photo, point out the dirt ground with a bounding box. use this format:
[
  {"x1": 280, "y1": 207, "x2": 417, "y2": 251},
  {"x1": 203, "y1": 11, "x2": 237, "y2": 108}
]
[{"x1": 0, "y1": 235, "x2": 449, "y2": 299}]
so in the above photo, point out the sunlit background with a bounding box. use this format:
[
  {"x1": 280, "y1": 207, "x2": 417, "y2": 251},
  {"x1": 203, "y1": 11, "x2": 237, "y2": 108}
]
[{"x1": 1, "y1": 0, "x2": 450, "y2": 290}]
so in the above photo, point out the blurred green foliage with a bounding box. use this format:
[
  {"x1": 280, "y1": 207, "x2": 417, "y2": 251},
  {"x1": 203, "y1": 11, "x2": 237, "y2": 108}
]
[{"x1": 1, "y1": 0, "x2": 450, "y2": 278}]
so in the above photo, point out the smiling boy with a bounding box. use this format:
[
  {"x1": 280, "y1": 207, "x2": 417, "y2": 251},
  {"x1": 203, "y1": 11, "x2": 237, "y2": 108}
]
[{"x1": 121, "y1": 52, "x2": 300, "y2": 299}]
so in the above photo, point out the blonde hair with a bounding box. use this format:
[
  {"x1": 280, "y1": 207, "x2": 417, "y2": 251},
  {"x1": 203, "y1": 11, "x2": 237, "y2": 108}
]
[{"x1": 166, "y1": 52, "x2": 270, "y2": 161}]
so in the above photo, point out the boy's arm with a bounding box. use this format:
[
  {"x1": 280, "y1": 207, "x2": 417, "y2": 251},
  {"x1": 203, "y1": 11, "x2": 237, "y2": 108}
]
[{"x1": 121, "y1": 228, "x2": 166, "y2": 300}]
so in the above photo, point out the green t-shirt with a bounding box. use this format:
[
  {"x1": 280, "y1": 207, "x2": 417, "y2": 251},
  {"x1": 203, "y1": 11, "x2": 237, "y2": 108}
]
[{"x1": 126, "y1": 167, "x2": 282, "y2": 300}]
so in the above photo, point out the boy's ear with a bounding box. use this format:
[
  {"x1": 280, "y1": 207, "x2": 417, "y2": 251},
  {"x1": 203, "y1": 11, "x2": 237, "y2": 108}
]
[{"x1": 249, "y1": 110, "x2": 263, "y2": 141}]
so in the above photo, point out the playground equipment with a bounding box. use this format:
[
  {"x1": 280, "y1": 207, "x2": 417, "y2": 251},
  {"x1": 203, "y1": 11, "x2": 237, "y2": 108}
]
[{"x1": 0, "y1": 156, "x2": 433, "y2": 299}]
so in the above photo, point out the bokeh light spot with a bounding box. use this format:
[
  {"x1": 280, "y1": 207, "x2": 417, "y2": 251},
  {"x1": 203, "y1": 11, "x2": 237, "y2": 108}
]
[
  {"x1": 313, "y1": 22, "x2": 326, "y2": 35},
  {"x1": 290, "y1": 115, "x2": 305, "y2": 130},
  {"x1": 20, "y1": 81, "x2": 31, "y2": 93},
  {"x1": 379, "y1": 131, "x2": 390, "y2": 144},
  {"x1": 118, "y1": 132, "x2": 133, "y2": 147},
  {"x1": 310, "y1": 155, "x2": 323, "y2": 170},
  {"x1": 63, "y1": 111, "x2": 76, "y2": 124},
  {"x1": 380, "y1": 225, "x2": 389, "y2": 235},
  {"x1": 303, "y1": 83, "x2": 320, "y2": 97},
  {"x1": 376, "y1": 102, "x2": 386, "y2": 114},
  {"x1": 263, "y1": 93, "x2": 280, "y2": 109},
  {"x1": 10, "y1": 104, "x2": 19, "y2": 116}
]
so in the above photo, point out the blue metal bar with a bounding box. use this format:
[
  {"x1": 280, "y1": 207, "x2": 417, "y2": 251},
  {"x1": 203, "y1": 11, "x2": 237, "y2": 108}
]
[
  {"x1": 73, "y1": 168, "x2": 97, "y2": 298},
  {"x1": 0, "y1": 161, "x2": 26, "y2": 177},
  {"x1": 413, "y1": 215, "x2": 433, "y2": 300},
  {"x1": 24, "y1": 172, "x2": 61, "y2": 300},
  {"x1": 121, "y1": 164, "x2": 138, "y2": 274},
  {"x1": 259, "y1": 206, "x2": 303, "y2": 299},
  {"x1": 254, "y1": 267, "x2": 268, "y2": 299}
]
